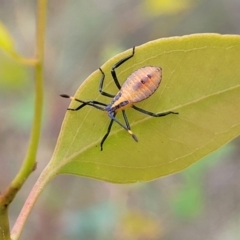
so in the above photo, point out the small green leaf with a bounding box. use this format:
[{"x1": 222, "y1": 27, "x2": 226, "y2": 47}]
[
  {"x1": 0, "y1": 49, "x2": 29, "y2": 90},
  {"x1": 143, "y1": 0, "x2": 193, "y2": 15},
  {"x1": 0, "y1": 22, "x2": 30, "y2": 90},
  {"x1": 0, "y1": 21, "x2": 15, "y2": 53},
  {"x1": 48, "y1": 34, "x2": 240, "y2": 183}
]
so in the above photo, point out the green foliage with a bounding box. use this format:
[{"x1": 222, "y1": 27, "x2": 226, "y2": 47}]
[
  {"x1": 0, "y1": 21, "x2": 16, "y2": 52},
  {"x1": 144, "y1": 0, "x2": 193, "y2": 15},
  {"x1": 45, "y1": 34, "x2": 240, "y2": 183},
  {"x1": 170, "y1": 143, "x2": 234, "y2": 219},
  {"x1": 0, "y1": 23, "x2": 29, "y2": 90}
]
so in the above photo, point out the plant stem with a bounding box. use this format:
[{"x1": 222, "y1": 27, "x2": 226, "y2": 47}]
[
  {"x1": 0, "y1": 0, "x2": 47, "y2": 239},
  {"x1": 11, "y1": 166, "x2": 54, "y2": 240},
  {"x1": 0, "y1": 208, "x2": 10, "y2": 240},
  {"x1": 10, "y1": 0, "x2": 46, "y2": 192}
]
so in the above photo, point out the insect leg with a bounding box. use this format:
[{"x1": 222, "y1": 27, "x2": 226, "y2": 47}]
[
  {"x1": 132, "y1": 105, "x2": 178, "y2": 117},
  {"x1": 122, "y1": 110, "x2": 138, "y2": 142},
  {"x1": 100, "y1": 117, "x2": 115, "y2": 151},
  {"x1": 108, "y1": 113, "x2": 138, "y2": 142},
  {"x1": 68, "y1": 100, "x2": 106, "y2": 111},
  {"x1": 60, "y1": 94, "x2": 106, "y2": 111},
  {"x1": 98, "y1": 68, "x2": 115, "y2": 98},
  {"x1": 111, "y1": 47, "x2": 135, "y2": 90},
  {"x1": 122, "y1": 110, "x2": 130, "y2": 129}
]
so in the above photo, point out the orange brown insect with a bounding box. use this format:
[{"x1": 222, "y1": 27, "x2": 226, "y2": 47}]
[{"x1": 61, "y1": 47, "x2": 178, "y2": 150}]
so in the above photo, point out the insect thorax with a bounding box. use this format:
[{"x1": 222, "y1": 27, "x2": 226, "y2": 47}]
[{"x1": 105, "y1": 92, "x2": 132, "y2": 114}]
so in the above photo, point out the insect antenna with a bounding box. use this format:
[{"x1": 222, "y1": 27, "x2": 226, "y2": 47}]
[{"x1": 60, "y1": 94, "x2": 107, "y2": 111}]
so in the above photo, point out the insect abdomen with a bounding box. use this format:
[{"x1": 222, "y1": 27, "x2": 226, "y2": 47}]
[
  {"x1": 105, "y1": 66, "x2": 162, "y2": 113},
  {"x1": 121, "y1": 66, "x2": 162, "y2": 103}
]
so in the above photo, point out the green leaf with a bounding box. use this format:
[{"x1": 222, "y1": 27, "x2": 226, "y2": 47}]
[
  {"x1": 48, "y1": 34, "x2": 240, "y2": 183},
  {"x1": 0, "y1": 49, "x2": 29, "y2": 90},
  {"x1": 0, "y1": 21, "x2": 15, "y2": 53},
  {"x1": 0, "y1": 22, "x2": 30, "y2": 90},
  {"x1": 143, "y1": 0, "x2": 193, "y2": 15}
]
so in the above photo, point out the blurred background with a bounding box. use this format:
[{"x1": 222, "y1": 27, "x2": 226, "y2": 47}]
[{"x1": 0, "y1": 0, "x2": 240, "y2": 239}]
